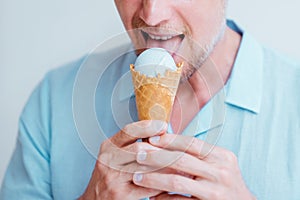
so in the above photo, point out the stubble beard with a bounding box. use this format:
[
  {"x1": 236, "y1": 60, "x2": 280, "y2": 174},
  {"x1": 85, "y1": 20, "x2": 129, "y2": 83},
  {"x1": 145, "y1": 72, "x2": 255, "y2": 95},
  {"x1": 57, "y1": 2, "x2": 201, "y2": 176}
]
[{"x1": 179, "y1": 20, "x2": 226, "y2": 83}]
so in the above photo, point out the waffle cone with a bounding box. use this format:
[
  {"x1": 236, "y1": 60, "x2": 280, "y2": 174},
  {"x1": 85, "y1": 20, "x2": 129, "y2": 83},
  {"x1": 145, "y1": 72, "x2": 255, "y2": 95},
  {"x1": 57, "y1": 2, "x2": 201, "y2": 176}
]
[{"x1": 130, "y1": 64, "x2": 182, "y2": 122}]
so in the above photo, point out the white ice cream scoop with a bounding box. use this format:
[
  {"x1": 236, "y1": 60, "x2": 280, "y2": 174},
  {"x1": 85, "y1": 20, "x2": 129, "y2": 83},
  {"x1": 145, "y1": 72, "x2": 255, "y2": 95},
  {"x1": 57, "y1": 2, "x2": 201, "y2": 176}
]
[{"x1": 134, "y1": 48, "x2": 177, "y2": 77}]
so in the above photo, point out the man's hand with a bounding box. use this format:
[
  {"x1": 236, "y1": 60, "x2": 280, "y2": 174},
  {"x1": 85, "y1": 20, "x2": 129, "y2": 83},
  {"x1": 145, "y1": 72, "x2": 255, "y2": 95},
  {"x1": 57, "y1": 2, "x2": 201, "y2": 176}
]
[
  {"x1": 132, "y1": 134, "x2": 256, "y2": 200},
  {"x1": 79, "y1": 120, "x2": 167, "y2": 200}
]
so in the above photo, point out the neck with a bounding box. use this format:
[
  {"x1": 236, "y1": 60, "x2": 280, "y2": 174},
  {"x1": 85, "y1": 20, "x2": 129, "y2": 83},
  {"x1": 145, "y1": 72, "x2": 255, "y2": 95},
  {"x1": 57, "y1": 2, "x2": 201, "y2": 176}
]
[{"x1": 170, "y1": 26, "x2": 241, "y2": 134}]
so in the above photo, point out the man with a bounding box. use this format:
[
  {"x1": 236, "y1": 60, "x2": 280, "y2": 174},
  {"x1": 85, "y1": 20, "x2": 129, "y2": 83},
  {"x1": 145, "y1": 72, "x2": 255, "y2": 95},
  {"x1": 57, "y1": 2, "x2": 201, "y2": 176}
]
[{"x1": 1, "y1": 0, "x2": 299, "y2": 199}]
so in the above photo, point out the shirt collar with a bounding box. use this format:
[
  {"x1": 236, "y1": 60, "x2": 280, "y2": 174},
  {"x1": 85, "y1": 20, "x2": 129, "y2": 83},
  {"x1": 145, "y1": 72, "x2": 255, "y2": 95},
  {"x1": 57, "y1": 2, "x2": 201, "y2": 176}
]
[
  {"x1": 182, "y1": 20, "x2": 264, "y2": 136},
  {"x1": 225, "y1": 20, "x2": 263, "y2": 114}
]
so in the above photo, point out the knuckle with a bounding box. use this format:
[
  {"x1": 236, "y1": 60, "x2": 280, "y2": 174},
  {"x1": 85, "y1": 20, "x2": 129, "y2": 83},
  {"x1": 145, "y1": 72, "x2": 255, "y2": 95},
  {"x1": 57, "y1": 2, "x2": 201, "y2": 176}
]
[
  {"x1": 210, "y1": 190, "x2": 222, "y2": 199},
  {"x1": 132, "y1": 141, "x2": 154, "y2": 153},
  {"x1": 100, "y1": 138, "x2": 117, "y2": 153},
  {"x1": 206, "y1": 187, "x2": 224, "y2": 200},
  {"x1": 103, "y1": 175, "x2": 111, "y2": 186},
  {"x1": 138, "y1": 120, "x2": 151, "y2": 127},
  {"x1": 158, "y1": 134, "x2": 168, "y2": 147},
  {"x1": 190, "y1": 137, "x2": 202, "y2": 156},
  {"x1": 171, "y1": 176, "x2": 185, "y2": 191},
  {"x1": 138, "y1": 120, "x2": 166, "y2": 134},
  {"x1": 122, "y1": 124, "x2": 132, "y2": 136},
  {"x1": 224, "y1": 150, "x2": 237, "y2": 162},
  {"x1": 108, "y1": 187, "x2": 120, "y2": 200},
  {"x1": 95, "y1": 163, "x2": 106, "y2": 177},
  {"x1": 103, "y1": 172, "x2": 116, "y2": 188},
  {"x1": 217, "y1": 166, "x2": 230, "y2": 181},
  {"x1": 98, "y1": 153, "x2": 108, "y2": 167},
  {"x1": 174, "y1": 153, "x2": 188, "y2": 169},
  {"x1": 190, "y1": 137, "x2": 199, "y2": 149},
  {"x1": 137, "y1": 142, "x2": 148, "y2": 151},
  {"x1": 100, "y1": 140, "x2": 109, "y2": 152},
  {"x1": 98, "y1": 152, "x2": 118, "y2": 169},
  {"x1": 131, "y1": 120, "x2": 150, "y2": 131},
  {"x1": 122, "y1": 123, "x2": 142, "y2": 139},
  {"x1": 130, "y1": 142, "x2": 138, "y2": 153},
  {"x1": 131, "y1": 142, "x2": 143, "y2": 153}
]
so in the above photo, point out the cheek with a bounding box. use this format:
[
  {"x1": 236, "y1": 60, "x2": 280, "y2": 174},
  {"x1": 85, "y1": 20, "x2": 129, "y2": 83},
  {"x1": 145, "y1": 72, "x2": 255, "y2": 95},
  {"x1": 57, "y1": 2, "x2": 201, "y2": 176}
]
[
  {"x1": 177, "y1": 1, "x2": 225, "y2": 28},
  {"x1": 115, "y1": 0, "x2": 140, "y2": 30}
]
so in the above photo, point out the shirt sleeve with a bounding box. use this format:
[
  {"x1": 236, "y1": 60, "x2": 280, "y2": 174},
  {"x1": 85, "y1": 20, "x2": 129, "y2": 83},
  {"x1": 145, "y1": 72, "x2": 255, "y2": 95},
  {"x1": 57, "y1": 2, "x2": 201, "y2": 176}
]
[{"x1": 0, "y1": 74, "x2": 53, "y2": 199}]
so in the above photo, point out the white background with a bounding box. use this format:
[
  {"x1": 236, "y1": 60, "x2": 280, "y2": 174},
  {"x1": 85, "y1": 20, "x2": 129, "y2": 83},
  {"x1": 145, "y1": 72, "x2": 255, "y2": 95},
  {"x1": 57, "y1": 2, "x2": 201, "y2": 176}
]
[{"x1": 1, "y1": 0, "x2": 299, "y2": 185}]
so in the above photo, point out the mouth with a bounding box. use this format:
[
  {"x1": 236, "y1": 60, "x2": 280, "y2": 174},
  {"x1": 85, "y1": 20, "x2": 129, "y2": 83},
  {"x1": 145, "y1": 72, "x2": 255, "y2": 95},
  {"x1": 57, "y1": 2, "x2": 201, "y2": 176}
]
[
  {"x1": 140, "y1": 30, "x2": 185, "y2": 55},
  {"x1": 142, "y1": 31, "x2": 184, "y2": 41}
]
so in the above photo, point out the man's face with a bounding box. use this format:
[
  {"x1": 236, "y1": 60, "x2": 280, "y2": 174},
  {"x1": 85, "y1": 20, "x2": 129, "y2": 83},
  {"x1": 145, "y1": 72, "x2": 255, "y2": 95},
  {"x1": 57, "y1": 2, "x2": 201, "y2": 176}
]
[{"x1": 115, "y1": 0, "x2": 227, "y2": 81}]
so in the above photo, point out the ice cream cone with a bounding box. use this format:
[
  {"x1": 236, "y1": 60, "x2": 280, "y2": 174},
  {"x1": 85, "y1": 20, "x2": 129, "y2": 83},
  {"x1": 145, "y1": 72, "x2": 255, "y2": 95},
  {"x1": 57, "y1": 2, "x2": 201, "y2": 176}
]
[{"x1": 130, "y1": 63, "x2": 182, "y2": 122}]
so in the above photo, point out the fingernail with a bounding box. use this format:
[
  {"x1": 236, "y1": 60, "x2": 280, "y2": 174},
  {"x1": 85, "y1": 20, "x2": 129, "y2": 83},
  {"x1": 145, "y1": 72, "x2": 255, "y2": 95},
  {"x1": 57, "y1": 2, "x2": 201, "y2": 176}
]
[
  {"x1": 149, "y1": 136, "x2": 160, "y2": 144},
  {"x1": 137, "y1": 151, "x2": 147, "y2": 161},
  {"x1": 133, "y1": 173, "x2": 143, "y2": 182}
]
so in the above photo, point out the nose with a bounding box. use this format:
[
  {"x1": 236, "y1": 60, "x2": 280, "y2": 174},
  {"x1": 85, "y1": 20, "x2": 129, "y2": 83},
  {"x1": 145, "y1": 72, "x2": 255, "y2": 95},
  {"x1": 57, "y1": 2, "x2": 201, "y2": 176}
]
[{"x1": 139, "y1": 0, "x2": 172, "y2": 26}]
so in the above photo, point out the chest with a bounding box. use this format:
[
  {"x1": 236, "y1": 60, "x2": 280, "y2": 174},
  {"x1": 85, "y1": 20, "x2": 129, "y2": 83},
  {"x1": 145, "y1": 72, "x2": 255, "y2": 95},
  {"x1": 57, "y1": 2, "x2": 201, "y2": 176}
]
[{"x1": 217, "y1": 107, "x2": 300, "y2": 199}]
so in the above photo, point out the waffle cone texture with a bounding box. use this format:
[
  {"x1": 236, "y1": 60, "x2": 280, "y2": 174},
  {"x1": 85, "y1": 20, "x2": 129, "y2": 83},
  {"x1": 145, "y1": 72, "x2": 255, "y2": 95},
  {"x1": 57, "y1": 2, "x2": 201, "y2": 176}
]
[{"x1": 130, "y1": 64, "x2": 182, "y2": 122}]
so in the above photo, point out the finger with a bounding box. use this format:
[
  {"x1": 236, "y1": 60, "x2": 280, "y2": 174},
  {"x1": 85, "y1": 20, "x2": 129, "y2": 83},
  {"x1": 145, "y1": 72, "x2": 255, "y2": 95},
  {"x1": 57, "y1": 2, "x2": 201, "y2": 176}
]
[
  {"x1": 116, "y1": 160, "x2": 161, "y2": 177},
  {"x1": 136, "y1": 148, "x2": 216, "y2": 181},
  {"x1": 95, "y1": 160, "x2": 160, "y2": 190},
  {"x1": 133, "y1": 172, "x2": 209, "y2": 199},
  {"x1": 108, "y1": 182, "x2": 163, "y2": 200},
  {"x1": 99, "y1": 175, "x2": 163, "y2": 199},
  {"x1": 152, "y1": 192, "x2": 198, "y2": 200},
  {"x1": 109, "y1": 120, "x2": 167, "y2": 147},
  {"x1": 148, "y1": 134, "x2": 224, "y2": 160},
  {"x1": 122, "y1": 183, "x2": 163, "y2": 199},
  {"x1": 99, "y1": 142, "x2": 161, "y2": 171}
]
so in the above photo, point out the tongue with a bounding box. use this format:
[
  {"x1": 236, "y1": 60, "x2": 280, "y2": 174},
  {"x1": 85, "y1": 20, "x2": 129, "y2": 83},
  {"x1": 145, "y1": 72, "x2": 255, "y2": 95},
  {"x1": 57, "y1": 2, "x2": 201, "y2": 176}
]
[{"x1": 146, "y1": 36, "x2": 182, "y2": 54}]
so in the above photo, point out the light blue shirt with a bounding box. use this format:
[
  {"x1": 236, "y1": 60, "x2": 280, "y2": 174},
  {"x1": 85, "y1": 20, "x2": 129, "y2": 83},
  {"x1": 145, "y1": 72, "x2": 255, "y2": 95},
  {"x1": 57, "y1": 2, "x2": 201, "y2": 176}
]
[{"x1": 1, "y1": 21, "x2": 300, "y2": 199}]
